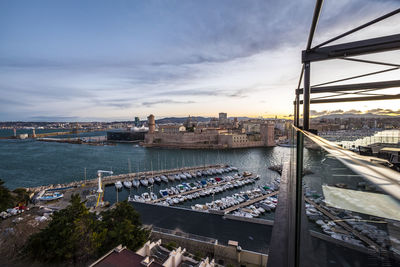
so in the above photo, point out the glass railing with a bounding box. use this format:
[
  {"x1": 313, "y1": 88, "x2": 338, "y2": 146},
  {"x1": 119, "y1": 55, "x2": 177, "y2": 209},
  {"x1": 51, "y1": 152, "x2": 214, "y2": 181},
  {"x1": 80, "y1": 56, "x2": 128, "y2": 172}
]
[{"x1": 289, "y1": 126, "x2": 400, "y2": 267}]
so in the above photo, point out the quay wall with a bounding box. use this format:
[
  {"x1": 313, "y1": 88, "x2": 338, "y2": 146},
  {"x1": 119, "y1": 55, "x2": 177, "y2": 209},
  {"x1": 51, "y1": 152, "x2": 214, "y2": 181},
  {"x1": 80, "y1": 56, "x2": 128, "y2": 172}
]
[
  {"x1": 141, "y1": 142, "x2": 226, "y2": 149},
  {"x1": 131, "y1": 201, "x2": 273, "y2": 254},
  {"x1": 141, "y1": 142, "x2": 272, "y2": 149}
]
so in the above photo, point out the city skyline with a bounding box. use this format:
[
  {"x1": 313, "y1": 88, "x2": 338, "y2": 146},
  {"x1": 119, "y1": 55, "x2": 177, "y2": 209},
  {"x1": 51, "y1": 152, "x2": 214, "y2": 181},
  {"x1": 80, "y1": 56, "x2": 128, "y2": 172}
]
[{"x1": 1, "y1": 0, "x2": 399, "y2": 121}]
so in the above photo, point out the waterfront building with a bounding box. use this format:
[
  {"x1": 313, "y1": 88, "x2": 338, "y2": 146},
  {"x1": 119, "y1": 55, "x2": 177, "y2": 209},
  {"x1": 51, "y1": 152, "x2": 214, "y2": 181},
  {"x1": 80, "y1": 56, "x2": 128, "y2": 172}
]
[
  {"x1": 106, "y1": 126, "x2": 148, "y2": 142},
  {"x1": 143, "y1": 114, "x2": 275, "y2": 149},
  {"x1": 158, "y1": 124, "x2": 186, "y2": 134}
]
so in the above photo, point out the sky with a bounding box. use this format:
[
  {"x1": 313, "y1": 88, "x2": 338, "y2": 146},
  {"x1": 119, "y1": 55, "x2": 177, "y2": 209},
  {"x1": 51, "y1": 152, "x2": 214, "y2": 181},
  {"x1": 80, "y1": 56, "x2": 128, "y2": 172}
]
[{"x1": 0, "y1": 0, "x2": 399, "y2": 121}]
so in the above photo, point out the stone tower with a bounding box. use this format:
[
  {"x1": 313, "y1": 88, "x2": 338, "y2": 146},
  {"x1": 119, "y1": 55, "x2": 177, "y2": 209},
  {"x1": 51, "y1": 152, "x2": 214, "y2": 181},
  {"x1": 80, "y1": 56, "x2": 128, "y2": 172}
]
[
  {"x1": 260, "y1": 123, "x2": 275, "y2": 146},
  {"x1": 148, "y1": 114, "x2": 155, "y2": 133}
]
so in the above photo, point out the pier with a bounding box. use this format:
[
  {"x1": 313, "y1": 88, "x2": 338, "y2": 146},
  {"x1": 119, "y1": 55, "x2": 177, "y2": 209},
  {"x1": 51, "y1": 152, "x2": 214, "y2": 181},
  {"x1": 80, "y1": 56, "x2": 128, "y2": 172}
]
[
  {"x1": 26, "y1": 164, "x2": 226, "y2": 193},
  {"x1": 0, "y1": 128, "x2": 107, "y2": 140},
  {"x1": 37, "y1": 136, "x2": 108, "y2": 145},
  {"x1": 222, "y1": 191, "x2": 279, "y2": 214}
]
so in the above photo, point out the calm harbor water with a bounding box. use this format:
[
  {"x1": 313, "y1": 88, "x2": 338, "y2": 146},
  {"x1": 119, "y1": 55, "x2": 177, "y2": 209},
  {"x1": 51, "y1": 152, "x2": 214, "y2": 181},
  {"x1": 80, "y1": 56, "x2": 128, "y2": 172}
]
[{"x1": 0, "y1": 129, "x2": 290, "y2": 190}]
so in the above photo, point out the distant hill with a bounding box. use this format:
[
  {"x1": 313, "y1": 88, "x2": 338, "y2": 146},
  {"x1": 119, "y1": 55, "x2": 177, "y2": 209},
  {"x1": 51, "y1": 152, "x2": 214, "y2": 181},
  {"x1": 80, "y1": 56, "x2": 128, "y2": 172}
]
[
  {"x1": 154, "y1": 116, "x2": 253, "y2": 124},
  {"x1": 230, "y1": 117, "x2": 252, "y2": 121},
  {"x1": 314, "y1": 113, "x2": 400, "y2": 119},
  {"x1": 155, "y1": 116, "x2": 211, "y2": 124}
]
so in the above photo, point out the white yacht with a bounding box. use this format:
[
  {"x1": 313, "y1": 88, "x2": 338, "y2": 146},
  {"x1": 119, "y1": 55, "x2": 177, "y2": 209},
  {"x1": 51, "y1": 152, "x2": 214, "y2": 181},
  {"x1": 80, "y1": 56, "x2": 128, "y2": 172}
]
[
  {"x1": 115, "y1": 181, "x2": 123, "y2": 190},
  {"x1": 140, "y1": 179, "x2": 149, "y2": 187},
  {"x1": 123, "y1": 181, "x2": 132, "y2": 188},
  {"x1": 141, "y1": 192, "x2": 151, "y2": 202},
  {"x1": 132, "y1": 179, "x2": 140, "y2": 188},
  {"x1": 161, "y1": 175, "x2": 168, "y2": 183},
  {"x1": 150, "y1": 192, "x2": 158, "y2": 200}
]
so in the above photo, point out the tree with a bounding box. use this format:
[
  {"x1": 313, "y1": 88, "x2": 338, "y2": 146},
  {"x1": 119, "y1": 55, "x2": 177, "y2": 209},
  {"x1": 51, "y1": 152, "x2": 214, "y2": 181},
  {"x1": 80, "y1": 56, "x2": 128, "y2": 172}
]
[
  {"x1": 25, "y1": 194, "x2": 104, "y2": 265},
  {"x1": 24, "y1": 197, "x2": 149, "y2": 265},
  {"x1": 99, "y1": 200, "x2": 150, "y2": 255},
  {"x1": 0, "y1": 179, "x2": 14, "y2": 212},
  {"x1": 12, "y1": 188, "x2": 31, "y2": 205}
]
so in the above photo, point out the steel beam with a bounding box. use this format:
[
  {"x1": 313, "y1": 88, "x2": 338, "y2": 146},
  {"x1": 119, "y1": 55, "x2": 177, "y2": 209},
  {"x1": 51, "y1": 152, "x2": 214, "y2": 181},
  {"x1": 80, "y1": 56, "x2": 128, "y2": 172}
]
[
  {"x1": 303, "y1": 34, "x2": 400, "y2": 63},
  {"x1": 297, "y1": 80, "x2": 400, "y2": 95},
  {"x1": 303, "y1": 62, "x2": 311, "y2": 130},
  {"x1": 295, "y1": 93, "x2": 300, "y2": 127},
  {"x1": 296, "y1": 94, "x2": 400, "y2": 104},
  {"x1": 312, "y1": 8, "x2": 400, "y2": 49},
  {"x1": 306, "y1": 0, "x2": 324, "y2": 50}
]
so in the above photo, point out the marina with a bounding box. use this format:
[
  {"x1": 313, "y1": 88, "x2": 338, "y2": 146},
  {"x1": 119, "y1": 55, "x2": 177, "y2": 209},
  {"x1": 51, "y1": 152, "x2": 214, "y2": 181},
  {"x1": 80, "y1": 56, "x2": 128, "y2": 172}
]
[
  {"x1": 27, "y1": 164, "x2": 226, "y2": 193},
  {"x1": 305, "y1": 196, "x2": 385, "y2": 252},
  {"x1": 1, "y1": 131, "x2": 399, "y2": 264}
]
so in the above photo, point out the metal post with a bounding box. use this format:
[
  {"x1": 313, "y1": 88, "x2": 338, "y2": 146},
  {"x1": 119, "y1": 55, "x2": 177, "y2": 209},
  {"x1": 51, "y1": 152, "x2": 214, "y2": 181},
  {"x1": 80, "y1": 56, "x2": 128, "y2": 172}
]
[
  {"x1": 295, "y1": 92, "x2": 300, "y2": 127},
  {"x1": 303, "y1": 62, "x2": 311, "y2": 130},
  {"x1": 295, "y1": 130, "x2": 304, "y2": 267}
]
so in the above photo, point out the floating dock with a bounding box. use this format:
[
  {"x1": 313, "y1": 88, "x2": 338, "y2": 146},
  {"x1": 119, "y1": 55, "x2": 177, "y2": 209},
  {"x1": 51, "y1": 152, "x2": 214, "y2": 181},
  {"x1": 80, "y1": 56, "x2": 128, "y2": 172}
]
[{"x1": 222, "y1": 191, "x2": 279, "y2": 214}]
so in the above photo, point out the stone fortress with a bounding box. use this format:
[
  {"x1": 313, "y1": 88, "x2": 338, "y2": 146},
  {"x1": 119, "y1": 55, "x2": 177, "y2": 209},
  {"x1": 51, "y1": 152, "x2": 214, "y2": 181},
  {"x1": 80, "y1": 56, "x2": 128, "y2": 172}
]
[{"x1": 143, "y1": 113, "x2": 275, "y2": 149}]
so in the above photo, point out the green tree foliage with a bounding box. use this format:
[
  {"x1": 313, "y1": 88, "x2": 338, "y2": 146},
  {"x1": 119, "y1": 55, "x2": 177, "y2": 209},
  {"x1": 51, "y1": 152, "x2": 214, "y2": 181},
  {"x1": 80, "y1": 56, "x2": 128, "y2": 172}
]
[
  {"x1": 12, "y1": 187, "x2": 31, "y2": 205},
  {"x1": 0, "y1": 179, "x2": 14, "y2": 211},
  {"x1": 24, "y1": 196, "x2": 148, "y2": 265},
  {"x1": 99, "y1": 201, "x2": 150, "y2": 255}
]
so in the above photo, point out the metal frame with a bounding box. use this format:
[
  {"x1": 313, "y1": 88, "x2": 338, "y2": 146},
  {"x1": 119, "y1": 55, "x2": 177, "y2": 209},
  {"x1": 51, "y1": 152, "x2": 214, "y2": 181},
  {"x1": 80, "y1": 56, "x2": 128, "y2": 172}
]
[
  {"x1": 291, "y1": 2, "x2": 400, "y2": 267},
  {"x1": 302, "y1": 34, "x2": 400, "y2": 62}
]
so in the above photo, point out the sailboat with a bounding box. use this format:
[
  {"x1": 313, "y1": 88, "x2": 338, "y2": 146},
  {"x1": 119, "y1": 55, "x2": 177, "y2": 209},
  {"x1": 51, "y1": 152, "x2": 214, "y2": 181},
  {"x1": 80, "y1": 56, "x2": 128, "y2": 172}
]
[{"x1": 115, "y1": 181, "x2": 123, "y2": 190}]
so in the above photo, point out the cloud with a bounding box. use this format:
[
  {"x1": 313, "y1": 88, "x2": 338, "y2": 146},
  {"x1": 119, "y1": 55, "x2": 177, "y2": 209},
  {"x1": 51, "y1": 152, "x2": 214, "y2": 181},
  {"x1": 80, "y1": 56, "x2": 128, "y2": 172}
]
[
  {"x1": 311, "y1": 108, "x2": 400, "y2": 117},
  {"x1": 310, "y1": 110, "x2": 344, "y2": 116},
  {"x1": 1, "y1": 0, "x2": 400, "y2": 120},
  {"x1": 365, "y1": 108, "x2": 400, "y2": 115},
  {"x1": 28, "y1": 116, "x2": 80, "y2": 122},
  {"x1": 157, "y1": 89, "x2": 222, "y2": 97},
  {"x1": 141, "y1": 100, "x2": 196, "y2": 108},
  {"x1": 343, "y1": 109, "x2": 362, "y2": 114}
]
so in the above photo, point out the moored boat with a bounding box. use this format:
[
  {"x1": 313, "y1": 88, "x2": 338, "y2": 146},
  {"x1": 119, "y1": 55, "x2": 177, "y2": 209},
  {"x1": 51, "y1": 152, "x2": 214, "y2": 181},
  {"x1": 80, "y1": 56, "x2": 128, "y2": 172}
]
[
  {"x1": 140, "y1": 179, "x2": 149, "y2": 187},
  {"x1": 115, "y1": 181, "x2": 123, "y2": 190},
  {"x1": 123, "y1": 181, "x2": 132, "y2": 188},
  {"x1": 150, "y1": 192, "x2": 157, "y2": 200},
  {"x1": 38, "y1": 192, "x2": 63, "y2": 201},
  {"x1": 159, "y1": 189, "x2": 169, "y2": 197},
  {"x1": 141, "y1": 192, "x2": 151, "y2": 202},
  {"x1": 132, "y1": 179, "x2": 140, "y2": 188}
]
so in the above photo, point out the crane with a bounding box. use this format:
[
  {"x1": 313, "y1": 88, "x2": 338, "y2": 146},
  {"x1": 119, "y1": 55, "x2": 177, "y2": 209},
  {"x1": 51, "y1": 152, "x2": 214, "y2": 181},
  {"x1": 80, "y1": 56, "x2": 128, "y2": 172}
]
[{"x1": 96, "y1": 170, "x2": 113, "y2": 207}]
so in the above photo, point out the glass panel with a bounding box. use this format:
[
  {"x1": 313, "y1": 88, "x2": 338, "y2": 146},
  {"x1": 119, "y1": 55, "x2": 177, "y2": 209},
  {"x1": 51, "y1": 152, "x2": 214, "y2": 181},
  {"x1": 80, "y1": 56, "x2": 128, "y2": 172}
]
[{"x1": 298, "y1": 129, "x2": 400, "y2": 267}]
